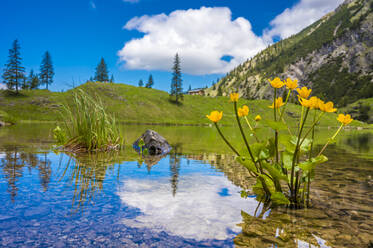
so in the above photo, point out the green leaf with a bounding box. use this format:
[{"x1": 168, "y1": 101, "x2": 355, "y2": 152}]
[
  {"x1": 236, "y1": 156, "x2": 257, "y2": 172},
  {"x1": 279, "y1": 135, "x2": 296, "y2": 153},
  {"x1": 264, "y1": 120, "x2": 287, "y2": 131},
  {"x1": 298, "y1": 155, "x2": 328, "y2": 172},
  {"x1": 138, "y1": 138, "x2": 145, "y2": 147},
  {"x1": 266, "y1": 138, "x2": 276, "y2": 157},
  {"x1": 299, "y1": 138, "x2": 312, "y2": 152},
  {"x1": 281, "y1": 151, "x2": 294, "y2": 170},
  {"x1": 262, "y1": 162, "x2": 288, "y2": 182},
  {"x1": 271, "y1": 192, "x2": 290, "y2": 205}
]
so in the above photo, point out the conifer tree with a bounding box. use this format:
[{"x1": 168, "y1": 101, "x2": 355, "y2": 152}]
[
  {"x1": 39, "y1": 51, "x2": 54, "y2": 90},
  {"x1": 170, "y1": 53, "x2": 183, "y2": 103},
  {"x1": 145, "y1": 74, "x2": 154, "y2": 88},
  {"x1": 110, "y1": 74, "x2": 114, "y2": 83},
  {"x1": 28, "y1": 70, "x2": 39, "y2": 89},
  {"x1": 2, "y1": 39, "x2": 25, "y2": 94},
  {"x1": 138, "y1": 79, "x2": 144, "y2": 87},
  {"x1": 188, "y1": 85, "x2": 192, "y2": 91},
  {"x1": 94, "y1": 58, "x2": 109, "y2": 82}
]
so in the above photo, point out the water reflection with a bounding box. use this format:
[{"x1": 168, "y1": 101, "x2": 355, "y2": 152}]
[
  {"x1": 0, "y1": 124, "x2": 372, "y2": 247},
  {"x1": 118, "y1": 167, "x2": 257, "y2": 241},
  {"x1": 0, "y1": 146, "x2": 51, "y2": 201},
  {"x1": 343, "y1": 132, "x2": 373, "y2": 154},
  {"x1": 57, "y1": 151, "x2": 123, "y2": 209}
]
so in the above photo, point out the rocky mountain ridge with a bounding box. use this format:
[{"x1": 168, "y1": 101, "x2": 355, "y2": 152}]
[{"x1": 206, "y1": 0, "x2": 373, "y2": 106}]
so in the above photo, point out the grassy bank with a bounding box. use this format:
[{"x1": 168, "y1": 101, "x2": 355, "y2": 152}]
[{"x1": 0, "y1": 81, "x2": 368, "y2": 127}]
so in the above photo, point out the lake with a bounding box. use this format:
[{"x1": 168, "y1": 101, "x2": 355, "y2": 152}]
[{"x1": 0, "y1": 123, "x2": 372, "y2": 247}]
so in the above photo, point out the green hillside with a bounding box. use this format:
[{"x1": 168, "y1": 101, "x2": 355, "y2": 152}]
[
  {"x1": 207, "y1": 0, "x2": 373, "y2": 106},
  {"x1": 0, "y1": 82, "x2": 365, "y2": 127}
]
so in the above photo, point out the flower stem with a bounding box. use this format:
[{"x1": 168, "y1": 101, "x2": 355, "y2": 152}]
[
  {"x1": 279, "y1": 89, "x2": 291, "y2": 120},
  {"x1": 290, "y1": 107, "x2": 310, "y2": 201},
  {"x1": 214, "y1": 122, "x2": 240, "y2": 156},
  {"x1": 234, "y1": 102, "x2": 256, "y2": 163},
  {"x1": 317, "y1": 123, "x2": 344, "y2": 157},
  {"x1": 244, "y1": 116, "x2": 260, "y2": 142},
  {"x1": 274, "y1": 89, "x2": 279, "y2": 163}
]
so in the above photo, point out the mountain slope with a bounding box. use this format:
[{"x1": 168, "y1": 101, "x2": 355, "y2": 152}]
[{"x1": 206, "y1": 0, "x2": 373, "y2": 107}]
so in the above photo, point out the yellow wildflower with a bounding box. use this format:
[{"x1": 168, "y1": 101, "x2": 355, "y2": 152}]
[
  {"x1": 269, "y1": 77, "x2": 285, "y2": 88},
  {"x1": 317, "y1": 98, "x2": 325, "y2": 110},
  {"x1": 319, "y1": 101, "x2": 337, "y2": 113},
  {"x1": 237, "y1": 105, "x2": 249, "y2": 117},
  {"x1": 285, "y1": 78, "x2": 298, "y2": 90},
  {"x1": 337, "y1": 114, "x2": 353, "y2": 125},
  {"x1": 269, "y1": 97, "x2": 285, "y2": 109},
  {"x1": 255, "y1": 115, "x2": 261, "y2": 121},
  {"x1": 206, "y1": 111, "x2": 223, "y2": 123},
  {"x1": 296, "y1": 87, "x2": 312, "y2": 99},
  {"x1": 230, "y1": 93, "x2": 239, "y2": 102},
  {"x1": 299, "y1": 96, "x2": 319, "y2": 109}
]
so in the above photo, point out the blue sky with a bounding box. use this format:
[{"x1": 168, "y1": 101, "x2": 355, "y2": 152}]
[{"x1": 0, "y1": 0, "x2": 343, "y2": 92}]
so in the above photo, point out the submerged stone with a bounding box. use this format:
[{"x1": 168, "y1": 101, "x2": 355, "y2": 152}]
[{"x1": 133, "y1": 129, "x2": 172, "y2": 155}]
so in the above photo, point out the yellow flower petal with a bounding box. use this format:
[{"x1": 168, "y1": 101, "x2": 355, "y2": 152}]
[
  {"x1": 237, "y1": 105, "x2": 249, "y2": 117},
  {"x1": 269, "y1": 77, "x2": 285, "y2": 89},
  {"x1": 320, "y1": 101, "x2": 337, "y2": 113},
  {"x1": 230, "y1": 93, "x2": 239, "y2": 102},
  {"x1": 337, "y1": 114, "x2": 353, "y2": 125},
  {"x1": 206, "y1": 111, "x2": 223, "y2": 123},
  {"x1": 269, "y1": 97, "x2": 285, "y2": 109},
  {"x1": 285, "y1": 78, "x2": 298, "y2": 90},
  {"x1": 255, "y1": 115, "x2": 261, "y2": 121},
  {"x1": 296, "y1": 87, "x2": 312, "y2": 99}
]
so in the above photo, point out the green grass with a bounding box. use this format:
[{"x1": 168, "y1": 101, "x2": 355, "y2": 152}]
[
  {"x1": 58, "y1": 89, "x2": 124, "y2": 152},
  {"x1": 0, "y1": 82, "x2": 369, "y2": 127},
  {"x1": 340, "y1": 97, "x2": 373, "y2": 123}
]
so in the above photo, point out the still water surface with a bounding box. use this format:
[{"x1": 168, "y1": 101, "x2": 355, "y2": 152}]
[{"x1": 0, "y1": 124, "x2": 372, "y2": 247}]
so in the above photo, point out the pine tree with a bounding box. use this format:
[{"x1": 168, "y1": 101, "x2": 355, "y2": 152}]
[
  {"x1": 39, "y1": 51, "x2": 54, "y2": 90},
  {"x1": 170, "y1": 53, "x2": 183, "y2": 103},
  {"x1": 145, "y1": 74, "x2": 154, "y2": 88},
  {"x1": 94, "y1": 58, "x2": 109, "y2": 82},
  {"x1": 138, "y1": 79, "x2": 144, "y2": 87},
  {"x1": 21, "y1": 76, "x2": 29, "y2": 90},
  {"x1": 188, "y1": 85, "x2": 192, "y2": 91},
  {"x1": 28, "y1": 70, "x2": 39, "y2": 89},
  {"x1": 2, "y1": 39, "x2": 25, "y2": 94},
  {"x1": 110, "y1": 74, "x2": 114, "y2": 83}
]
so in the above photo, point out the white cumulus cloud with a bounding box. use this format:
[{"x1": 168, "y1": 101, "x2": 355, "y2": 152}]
[
  {"x1": 0, "y1": 83, "x2": 6, "y2": 90},
  {"x1": 118, "y1": 7, "x2": 267, "y2": 75},
  {"x1": 263, "y1": 0, "x2": 344, "y2": 41}
]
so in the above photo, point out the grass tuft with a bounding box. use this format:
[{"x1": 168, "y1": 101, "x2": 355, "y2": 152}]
[{"x1": 59, "y1": 89, "x2": 124, "y2": 152}]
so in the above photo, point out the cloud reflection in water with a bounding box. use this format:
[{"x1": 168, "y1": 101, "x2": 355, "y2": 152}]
[{"x1": 118, "y1": 173, "x2": 257, "y2": 241}]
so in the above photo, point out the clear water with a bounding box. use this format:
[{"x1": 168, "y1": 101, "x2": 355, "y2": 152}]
[{"x1": 0, "y1": 124, "x2": 372, "y2": 247}]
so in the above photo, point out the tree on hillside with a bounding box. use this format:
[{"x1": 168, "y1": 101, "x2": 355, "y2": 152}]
[
  {"x1": 28, "y1": 70, "x2": 40, "y2": 89},
  {"x1": 94, "y1": 58, "x2": 109, "y2": 82},
  {"x1": 110, "y1": 74, "x2": 114, "y2": 83},
  {"x1": 188, "y1": 85, "x2": 191, "y2": 92},
  {"x1": 138, "y1": 79, "x2": 144, "y2": 87},
  {"x1": 145, "y1": 74, "x2": 154, "y2": 88},
  {"x1": 39, "y1": 51, "x2": 54, "y2": 90},
  {"x1": 170, "y1": 53, "x2": 183, "y2": 103},
  {"x1": 21, "y1": 77, "x2": 29, "y2": 90},
  {"x1": 2, "y1": 39, "x2": 25, "y2": 94}
]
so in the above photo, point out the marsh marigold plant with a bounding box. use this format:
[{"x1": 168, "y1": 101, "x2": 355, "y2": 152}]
[{"x1": 206, "y1": 78, "x2": 355, "y2": 208}]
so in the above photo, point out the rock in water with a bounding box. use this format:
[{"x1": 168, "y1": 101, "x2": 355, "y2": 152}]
[{"x1": 133, "y1": 130, "x2": 172, "y2": 155}]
